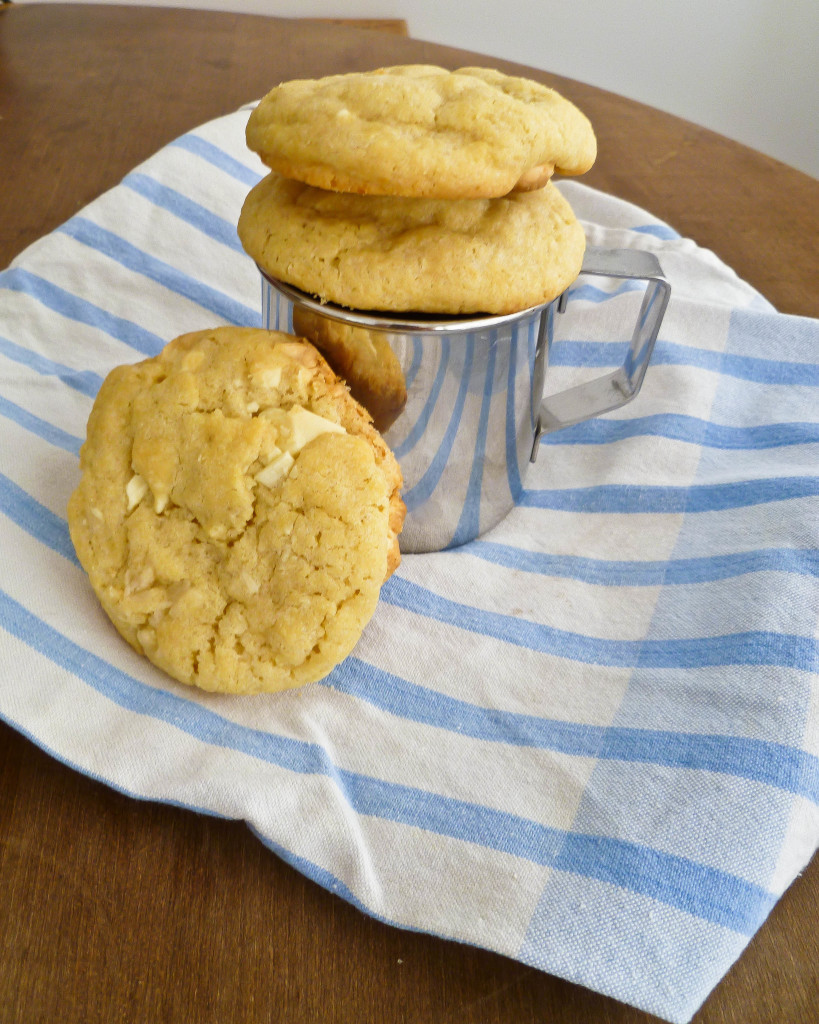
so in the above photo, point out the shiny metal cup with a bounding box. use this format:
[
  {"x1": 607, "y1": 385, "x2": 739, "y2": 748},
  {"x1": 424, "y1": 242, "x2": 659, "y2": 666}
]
[{"x1": 260, "y1": 247, "x2": 670, "y2": 553}]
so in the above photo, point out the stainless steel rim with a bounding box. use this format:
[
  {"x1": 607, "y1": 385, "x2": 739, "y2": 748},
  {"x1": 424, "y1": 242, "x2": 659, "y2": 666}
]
[{"x1": 258, "y1": 267, "x2": 549, "y2": 335}]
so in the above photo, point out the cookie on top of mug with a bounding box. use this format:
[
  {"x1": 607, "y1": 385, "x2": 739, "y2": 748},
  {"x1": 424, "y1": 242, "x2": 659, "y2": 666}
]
[
  {"x1": 245, "y1": 64, "x2": 597, "y2": 200},
  {"x1": 238, "y1": 173, "x2": 586, "y2": 315}
]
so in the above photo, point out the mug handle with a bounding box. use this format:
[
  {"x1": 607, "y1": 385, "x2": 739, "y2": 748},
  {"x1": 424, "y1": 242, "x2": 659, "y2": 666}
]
[{"x1": 531, "y1": 246, "x2": 671, "y2": 460}]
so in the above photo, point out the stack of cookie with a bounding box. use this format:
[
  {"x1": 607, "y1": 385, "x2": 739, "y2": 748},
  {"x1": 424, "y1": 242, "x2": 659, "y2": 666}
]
[{"x1": 238, "y1": 65, "x2": 597, "y2": 316}]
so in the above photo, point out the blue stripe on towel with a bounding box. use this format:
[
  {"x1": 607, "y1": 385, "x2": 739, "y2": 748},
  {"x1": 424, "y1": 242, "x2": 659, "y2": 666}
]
[
  {"x1": 466, "y1": 541, "x2": 819, "y2": 585},
  {"x1": 0, "y1": 335, "x2": 103, "y2": 398},
  {"x1": 123, "y1": 173, "x2": 244, "y2": 252},
  {"x1": 0, "y1": 268, "x2": 164, "y2": 355},
  {"x1": 540, "y1": 414, "x2": 819, "y2": 450},
  {"x1": 324, "y1": 659, "x2": 819, "y2": 803},
  {"x1": 551, "y1": 338, "x2": 819, "y2": 386},
  {"x1": 632, "y1": 223, "x2": 681, "y2": 240},
  {"x1": 168, "y1": 134, "x2": 264, "y2": 186},
  {"x1": 0, "y1": 588, "x2": 778, "y2": 935},
  {"x1": 0, "y1": 473, "x2": 79, "y2": 566},
  {"x1": 566, "y1": 279, "x2": 645, "y2": 304},
  {"x1": 57, "y1": 218, "x2": 259, "y2": 326},
  {"x1": 380, "y1": 575, "x2": 818, "y2": 672},
  {"x1": 0, "y1": 395, "x2": 82, "y2": 456},
  {"x1": 520, "y1": 476, "x2": 819, "y2": 514}
]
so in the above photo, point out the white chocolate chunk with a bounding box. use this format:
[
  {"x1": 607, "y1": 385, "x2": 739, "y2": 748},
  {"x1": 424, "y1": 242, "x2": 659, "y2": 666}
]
[
  {"x1": 258, "y1": 439, "x2": 284, "y2": 466},
  {"x1": 253, "y1": 407, "x2": 346, "y2": 489},
  {"x1": 125, "y1": 565, "x2": 155, "y2": 595},
  {"x1": 126, "y1": 473, "x2": 149, "y2": 510},
  {"x1": 285, "y1": 405, "x2": 345, "y2": 453},
  {"x1": 256, "y1": 366, "x2": 282, "y2": 390},
  {"x1": 255, "y1": 450, "x2": 295, "y2": 488}
]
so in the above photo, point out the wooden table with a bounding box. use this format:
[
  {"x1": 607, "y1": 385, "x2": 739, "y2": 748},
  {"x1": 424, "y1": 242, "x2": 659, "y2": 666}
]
[{"x1": 1, "y1": 6, "x2": 817, "y2": 1023}]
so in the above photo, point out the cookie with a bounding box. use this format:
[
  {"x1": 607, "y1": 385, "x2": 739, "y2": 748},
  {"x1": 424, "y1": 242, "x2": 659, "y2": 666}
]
[
  {"x1": 238, "y1": 173, "x2": 586, "y2": 315},
  {"x1": 246, "y1": 64, "x2": 596, "y2": 199},
  {"x1": 292, "y1": 306, "x2": 407, "y2": 433},
  {"x1": 67, "y1": 327, "x2": 405, "y2": 695}
]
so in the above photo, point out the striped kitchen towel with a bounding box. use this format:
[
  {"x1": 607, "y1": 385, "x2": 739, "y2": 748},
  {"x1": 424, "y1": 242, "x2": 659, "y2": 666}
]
[{"x1": 1, "y1": 105, "x2": 817, "y2": 1024}]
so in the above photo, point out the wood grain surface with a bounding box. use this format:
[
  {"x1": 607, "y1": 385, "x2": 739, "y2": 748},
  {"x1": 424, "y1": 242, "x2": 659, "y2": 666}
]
[{"x1": 1, "y1": 7, "x2": 817, "y2": 1024}]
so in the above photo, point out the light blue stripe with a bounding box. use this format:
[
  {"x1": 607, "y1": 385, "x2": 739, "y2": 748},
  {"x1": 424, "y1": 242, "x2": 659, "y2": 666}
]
[
  {"x1": 521, "y1": 871, "x2": 749, "y2": 1022},
  {"x1": 57, "y1": 218, "x2": 259, "y2": 327},
  {"x1": 551, "y1": 338, "x2": 819, "y2": 386},
  {"x1": 380, "y1": 575, "x2": 818, "y2": 671},
  {"x1": 447, "y1": 337, "x2": 497, "y2": 547},
  {"x1": 551, "y1": 834, "x2": 774, "y2": 935},
  {"x1": 0, "y1": 335, "x2": 102, "y2": 398},
  {"x1": 0, "y1": 472, "x2": 79, "y2": 565},
  {"x1": 505, "y1": 333, "x2": 524, "y2": 502},
  {"x1": 632, "y1": 223, "x2": 681, "y2": 240},
  {"x1": 123, "y1": 173, "x2": 243, "y2": 252},
  {"x1": 168, "y1": 134, "x2": 263, "y2": 186},
  {"x1": 467, "y1": 541, "x2": 819, "y2": 585},
  {"x1": 402, "y1": 339, "x2": 474, "y2": 513},
  {"x1": 540, "y1": 414, "x2": 819, "y2": 450},
  {"x1": 520, "y1": 476, "x2": 819, "y2": 514},
  {"x1": 403, "y1": 337, "x2": 423, "y2": 391},
  {"x1": 325, "y1": 659, "x2": 819, "y2": 803},
  {"x1": 0, "y1": 588, "x2": 777, "y2": 935},
  {"x1": 391, "y1": 338, "x2": 451, "y2": 459},
  {"x1": 0, "y1": 268, "x2": 164, "y2": 355},
  {"x1": 566, "y1": 279, "x2": 644, "y2": 304},
  {"x1": 339, "y1": 762, "x2": 774, "y2": 936},
  {"x1": 0, "y1": 395, "x2": 82, "y2": 455}
]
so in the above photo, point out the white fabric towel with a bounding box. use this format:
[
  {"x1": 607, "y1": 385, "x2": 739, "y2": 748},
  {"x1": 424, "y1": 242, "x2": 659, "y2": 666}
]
[{"x1": 1, "y1": 107, "x2": 817, "y2": 1023}]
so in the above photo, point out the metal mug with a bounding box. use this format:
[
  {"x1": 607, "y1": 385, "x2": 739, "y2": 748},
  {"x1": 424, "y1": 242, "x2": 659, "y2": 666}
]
[{"x1": 259, "y1": 247, "x2": 670, "y2": 553}]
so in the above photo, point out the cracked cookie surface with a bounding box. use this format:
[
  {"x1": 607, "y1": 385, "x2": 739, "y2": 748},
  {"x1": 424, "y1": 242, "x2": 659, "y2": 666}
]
[
  {"x1": 239, "y1": 174, "x2": 586, "y2": 315},
  {"x1": 67, "y1": 327, "x2": 404, "y2": 695},
  {"x1": 246, "y1": 64, "x2": 596, "y2": 199}
]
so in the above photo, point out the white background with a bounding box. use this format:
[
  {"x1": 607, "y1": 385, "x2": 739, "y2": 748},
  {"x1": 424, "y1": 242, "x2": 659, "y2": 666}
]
[{"x1": 21, "y1": 0, "x2": 819, "y2": 179}]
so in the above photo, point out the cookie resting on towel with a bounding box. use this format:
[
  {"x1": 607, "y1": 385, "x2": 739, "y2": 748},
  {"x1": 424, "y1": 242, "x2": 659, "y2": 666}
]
[
  {"x1": 67, "y1": 327, "x2": 405, "y2": 695},
  {"x1": 245, "y1": 64, "x2": 596, "y2": 199},
  {"x1": 238, "y1": 173, "x2": 586, "y2": 315}
]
